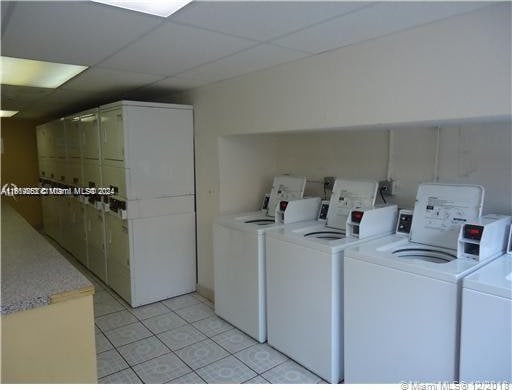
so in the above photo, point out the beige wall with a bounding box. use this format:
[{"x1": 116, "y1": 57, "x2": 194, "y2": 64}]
[
  {"x1": 1, "y1": 295, "x2": 97, "y2": 384},
  {"x1": 1, "y1": 118, "x2": 42, "y2": 228},
  {"x1": 172, "y1": 4, "x2": 512, "y2": 293}
]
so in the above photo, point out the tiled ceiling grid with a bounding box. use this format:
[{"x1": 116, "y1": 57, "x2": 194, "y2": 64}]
[{"x1": 0, "y1": 1, "x2": 493, "y2": 120}]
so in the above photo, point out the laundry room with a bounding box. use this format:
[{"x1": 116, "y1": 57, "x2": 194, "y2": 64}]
[{"x1": 1, "y1": 0, "x2": 511, "y2": 386}]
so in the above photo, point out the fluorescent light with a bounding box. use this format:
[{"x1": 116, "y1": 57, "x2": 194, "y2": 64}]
[
  {"x1": 92, "y1": 0, "x2": 193, "y2": 17},
  {"x1": 0, "y1": 110, "x2": 18, "y2": 118},
  {"x1": 0, "y1": 56, "x2": 87, "y2": 89}
]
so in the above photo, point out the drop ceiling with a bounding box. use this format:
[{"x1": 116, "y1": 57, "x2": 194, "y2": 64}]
[{"x1": 0, "y1": 1, "x2": 493, "y2": 121}]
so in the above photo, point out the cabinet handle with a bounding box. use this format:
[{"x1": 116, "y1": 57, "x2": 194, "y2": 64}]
[
  {"x1": 103, "y1": 126, "x2": 107, "y2": 143},
  {"x1": 108, "y1": 229, "x2": 112, "y2": 244}
]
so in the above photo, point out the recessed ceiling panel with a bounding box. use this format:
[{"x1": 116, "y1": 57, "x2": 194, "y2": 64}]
[
  {"x1": 274, "y1": 1, "x2": 492, "y2": 54},
  {"x1": 1, "y1": 84, "x2": 54, "y2": 108},
  {"x1": 176, "y1": 44, "x2": 309, "y2": 84},
  {"x1": 1, "y1": 1, "x2": 162, "y2": 65},
  {"x1": 61, "y1": 67, "x2": 163, "y2": 94},
  {"x1": 100, "y1": 21, "x2": 256, "y2": 76},
  {"x1": 170, "y1": 1, "x2": 373, "y2": 41}
]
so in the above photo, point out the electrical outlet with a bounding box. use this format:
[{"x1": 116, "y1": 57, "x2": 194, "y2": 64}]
[
  {"x1": 324, "y1": 176, "x2": 335, "y2": 191},
  {"x1": 379, "y1": 179, "x2": 394, "y2": 196}
]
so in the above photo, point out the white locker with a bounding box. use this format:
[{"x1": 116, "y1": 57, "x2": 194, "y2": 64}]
[
  {"x1": 38, "y1": 158, "x2": 50, "y2": 179},
  {"x1": 83, "y1": 161, "x2": 102, "y2": 189},
  {"x1": 65, "y1": 116, "x2": 81, "y2": 159},
  {"x1": 69, "y1": 198, "x2": 88, "y2": 267},
  {"x1": 36, "y1": 100, "x2": 196, "y2": 308},
  {"x1": 54, "y1": 158, "x2": 67, "y2": 184},
  {"x1": 46, "y1": 158, "x2": 58, "y2": 182},
  {"x1": 100, "y1": 108, "x2": 124, "y2": 162},
  {"x1": 36, "y1": 124, "x2": 52, "y2": 158},
  {"x1": 49, "y1": 120, "x2": 66, "y2": 158},
  {"x1": 41, "y1": 193, "x2": 52, "y2": 235},
  {"x1": 105, "y1": 213, "x2": 131, "y2": 302},
  {"x1": 61, "y1": 197, "x2": 74, "y2": 253},
  {"x1": 99, "y1": 102, "x2": 195, "y2": 199},
  {"x1": 102, "y1": 165, "x2": 128, "y2": 199},
  {"x1": 85, "y1": 205, "x2": 107, "y2": 282},
  {"x1": 66, "y1": 159, "x2": 83, "y2": 188},
  {"x1": 81, "y1": 109, "x2": 101, "y2": 160}
]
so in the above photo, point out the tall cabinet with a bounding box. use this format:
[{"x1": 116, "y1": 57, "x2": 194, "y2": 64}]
[{"x1": 36, "y1": 101, "x2": 197, "y2": 307}]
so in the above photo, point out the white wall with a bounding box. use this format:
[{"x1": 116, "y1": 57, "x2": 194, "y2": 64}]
[
  {"x1": 274, "y1": 123, "x2": 511, "y2": 213},
  {"x1": 174, "y1": 4, "x2": 512, "y2": 294}
]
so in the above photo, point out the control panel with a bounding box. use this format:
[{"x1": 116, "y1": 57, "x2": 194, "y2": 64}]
[
  {"x1": 457, "y1": 214, "x2": 511, "y2": 261},
  {"x1": 261, "y1": 193, "x2": 270, "y2": 211},
  {"x1": 318, "y1": 201, "x2": 329, "y2": 221},
  {"x1": 396, "y1": 209, "x2": 413, "y2": 235}
]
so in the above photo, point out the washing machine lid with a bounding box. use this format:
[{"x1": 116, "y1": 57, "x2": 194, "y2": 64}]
[
  {"x1": 216, "y1": 210, "x2": 275, "y2": 231},
  {"x1": 463, "y1": 254, "x2": 512, "y2": 299},
  {"x1": 345, "y1": 235, "x2": 494, "y2": 283},
  {"x1": 410, "y1": 183, "x2": 484, "y2": 250},
  {"x1": 266, "y1": 175, "x2": 306, "y2": 218},
  {"x1": 325, "y1": 179, "x2": 378, "y2": 229}
]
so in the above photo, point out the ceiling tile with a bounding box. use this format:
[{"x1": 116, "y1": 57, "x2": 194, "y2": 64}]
[
  {"x1": 1, "y1": 1, "x2": 162, "y2": 65},
  {"x1": 175, "y1": 44, "x2": 310, "y2": 84},
  {"x1": 151, "y1": 77, "x2": 207, "y2": 90},
  {"x1": 274, "y1": 2, "x2": 493, "y2": 54},
  {"x1": 100, "y1": 21, "x2": 256, "y2": 76},
  {"x1": 1, "y1": 84, "x2": 54, "y2": 110},
  {"x1": 61, "y1": 67, "x2": 164, "y2": 94},
  {"x1": 170, "y1": 1, "x2": 372, "y2": 41}
]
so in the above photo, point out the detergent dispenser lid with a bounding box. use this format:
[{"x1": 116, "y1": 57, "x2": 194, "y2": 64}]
[
  {"x1": 410, "y1": 183, "x2": 484, "y2": 250},
  {"x1": 326, "y1": 179, "x2": 378, "y2": 229},
  {"x1": 266, "y1": 175, "x2": 306, "y2": 217}
]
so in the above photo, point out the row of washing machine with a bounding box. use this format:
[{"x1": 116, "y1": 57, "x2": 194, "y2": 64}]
[{"x1": 213, "y1": 176, "x2": 511, "y2": 383}]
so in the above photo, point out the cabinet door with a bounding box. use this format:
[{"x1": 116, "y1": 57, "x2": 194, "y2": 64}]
[
  {"x1": 82, "y1": 113, "x2": 100, "y2": 160},
  {"x1": 41, "y1": 195, "x2": 52, "y2": 233},
  {"x1": 106, "y1": 213, "x2": 132, "y2": 302},
  {"x1": 100, "y1": 109, "x2": 124, "y2": 162},
  {"x1": 83, "y1": 162, "x2": 102, "y2": 188},
  {"x1": 50, "y1": 120, "x2": 66, "y2": 158},
  {"x1": 38, "y1": 158, "x2": 49, "y2": 178},
  {"x1": 86, "y1": 207, "x2": 105, "y2": 249},
  {"x1": 55, "y1": 159, "x2": 67, "y2": 184},
  {"x1": 67, "y1": 160, "x2": 83, "y2": 187},
  {"x1": 70, "y1": 200, "x2": 88, "y2": 266},
  {"x1": 36, "y1": 124, "x2": 51, "y2": 158},
  {"x1": 106, "y1": 213, "x2": 130, "y2": 269},
  {"x1": 86, "y1": 206, "x2": 107, "y2": 281},
  {"x1": 102, "y1": 165, "x2": 127, "y2": 199},
  {"x1": 65, "y1": 117, "x2": 81, "y2": 158}
]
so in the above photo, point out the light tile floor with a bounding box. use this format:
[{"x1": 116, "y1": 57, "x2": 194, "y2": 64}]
[{"x1": 48, "y1": 239, "x2": 327, "y2": 384}]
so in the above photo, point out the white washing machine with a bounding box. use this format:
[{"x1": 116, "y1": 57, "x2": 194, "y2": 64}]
[
  {"x1": 213, "y1": 175, "x2": 320, "y2": 342},
  {"x1": 459, "y1": 228, "x2": 512, "y2": 382},
  {"x1": 344, "y1": 183, "x2": 511, "y2": 383},
  {"x1": 265, "y1": 179, "x2": 398, "y2": 383}
]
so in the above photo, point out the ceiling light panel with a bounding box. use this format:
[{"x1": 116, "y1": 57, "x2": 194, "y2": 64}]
[
  {"x1": 92, "y1": 0, "x2": 193, "y2": 17},
  {"x1": 0, "y1": 110, "x2": 19, "y2": 117},
  {"x1": 1, "y1": 56, "x2": 87, "y2": 88}
]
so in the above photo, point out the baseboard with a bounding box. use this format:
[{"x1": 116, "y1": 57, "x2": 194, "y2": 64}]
[{"x1": 196, "y1": 284, "x2": 214, "y2": 302}]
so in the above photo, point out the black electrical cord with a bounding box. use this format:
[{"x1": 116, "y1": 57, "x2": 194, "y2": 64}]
[{"x1": 379, "y1": 187, "x2": 387, "y2": 204}]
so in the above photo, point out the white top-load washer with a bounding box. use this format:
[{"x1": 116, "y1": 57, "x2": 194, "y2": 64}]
[
  {"x1": 343, "y1": 183, "x2": 511, "y2": 383},
  {"x1": 459, "y1": 228, "x2": 512, "y2": 382},
  {"x1": 265, "y1": 178, "x2": 398, "y2": 383},
  {"x1": 213, "y1": 175, "x2": 321, "y2": 342}
]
